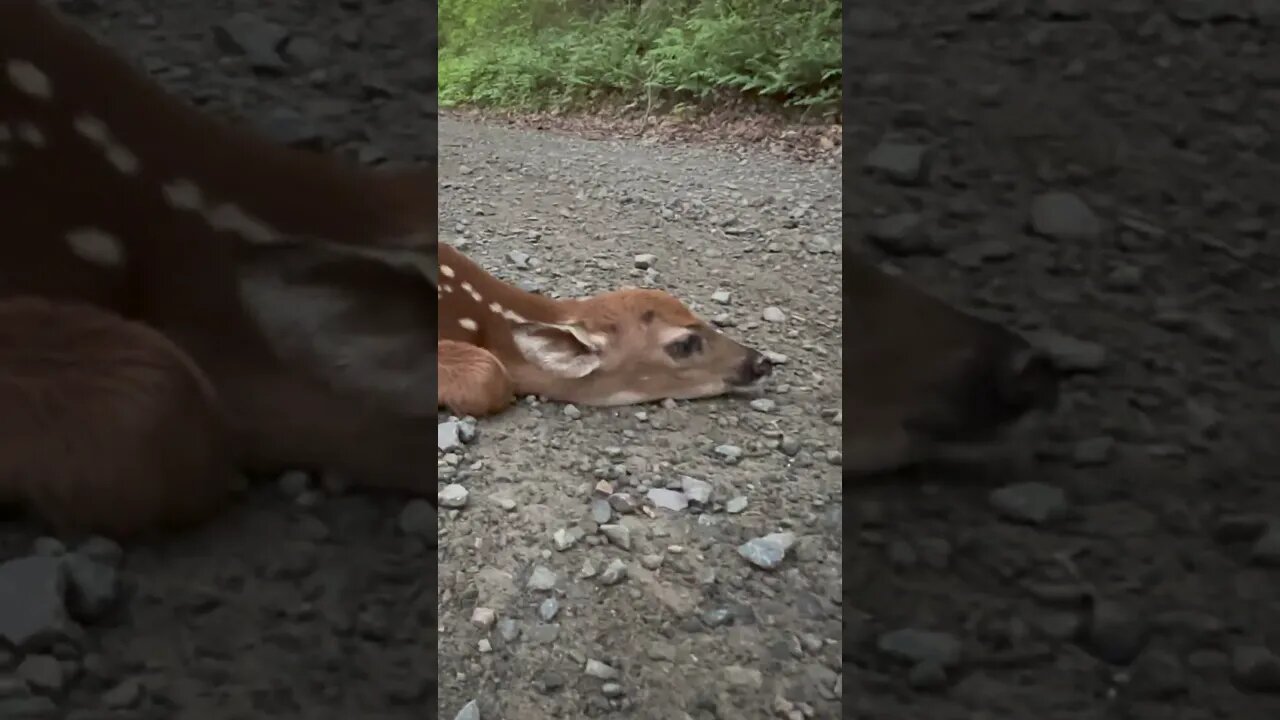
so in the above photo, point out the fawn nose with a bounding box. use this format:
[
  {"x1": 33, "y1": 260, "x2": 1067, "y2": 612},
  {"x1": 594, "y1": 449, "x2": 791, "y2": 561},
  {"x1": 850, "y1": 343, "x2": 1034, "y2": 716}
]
[
  {"x1": 906, "y1": 338, "x2": 1059, "y2": 443},
  {"x1": 997, "y1": 347, "x2": 1060, "y2": 419},
  {"x1": 736, "y1": 350, "x2": 773, "y2": 385}
]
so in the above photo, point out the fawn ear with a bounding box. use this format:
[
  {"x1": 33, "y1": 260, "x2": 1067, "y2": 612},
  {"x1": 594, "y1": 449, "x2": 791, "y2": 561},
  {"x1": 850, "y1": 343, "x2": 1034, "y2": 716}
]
[
  {"x1": 236, "y1": 241, "x2": 437, "y2": 417},
  {"x1": 510, "y1": 320, "x2": 604, "y2": 379}
]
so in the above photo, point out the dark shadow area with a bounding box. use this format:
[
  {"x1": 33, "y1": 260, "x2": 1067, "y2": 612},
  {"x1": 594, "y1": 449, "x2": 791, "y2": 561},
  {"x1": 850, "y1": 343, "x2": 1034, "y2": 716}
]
[
  {"x1": 0, "y1": 1, "x2": 438, "y2": 718},
  {"x1": 844, "y1": 2, "x2": 1280, "y2": 717}
]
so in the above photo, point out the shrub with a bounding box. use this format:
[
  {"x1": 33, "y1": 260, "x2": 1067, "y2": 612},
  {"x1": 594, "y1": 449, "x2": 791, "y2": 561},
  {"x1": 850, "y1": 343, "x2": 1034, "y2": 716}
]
[{"x1": 438, "y1": 0, "x2": 840, "y2": 113}]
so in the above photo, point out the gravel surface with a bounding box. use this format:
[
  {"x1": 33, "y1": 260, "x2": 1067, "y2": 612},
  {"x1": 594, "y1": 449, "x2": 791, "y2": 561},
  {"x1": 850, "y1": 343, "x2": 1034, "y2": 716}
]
[
  {"x1": 849, "y1": 1, "x2": 1280, "y2": 718},
  {"x1": 2, "y1": 1, "x2": 436, "y2": 718},
  {"x1": 436, "y1": 117, "x2": 842, "y2": 717}
]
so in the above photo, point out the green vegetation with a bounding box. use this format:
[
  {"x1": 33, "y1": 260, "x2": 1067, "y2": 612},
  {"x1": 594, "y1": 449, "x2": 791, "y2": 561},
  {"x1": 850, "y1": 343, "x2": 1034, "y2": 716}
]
[{"x1": 438, "y1": 0, "x2": 840, "y2": 114}]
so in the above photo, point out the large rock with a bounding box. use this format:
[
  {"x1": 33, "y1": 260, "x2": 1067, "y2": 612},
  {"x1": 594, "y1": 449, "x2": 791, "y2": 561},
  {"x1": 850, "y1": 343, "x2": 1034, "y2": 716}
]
[{"x1": 0, "y1": 556, "x2": 79, "y2": 651}]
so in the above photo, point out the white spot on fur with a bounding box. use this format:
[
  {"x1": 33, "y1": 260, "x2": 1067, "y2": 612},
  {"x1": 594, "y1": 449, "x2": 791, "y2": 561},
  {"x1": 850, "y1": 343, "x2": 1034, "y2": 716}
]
[
  {"x1": 441, "y1": 284, "x2": 453, "y2": 293},
  {"x1": 459, "y1": 281, "x2": 483, "y2": 302},
  {"x1": 15, "y1": 122, "x2": 44, "y2": 147},
  {"x1": 65, "y1": 227, "x2": 125, "y2": 267},
  {"x1": 458, "y1": 318, "x2": 478, "y2": 332},
  {"x1": 105, "y1": 144, "x2": 139, "y2": 174},
  {"x1": 206, "y1": 203, "x2": 278, "y2": 244},
  {"x1": 488, "y1": 302, "x2": 503, "y2": 314},
  {"x1": 5, "y1": 60, "x2": 52, "y2": 99},
  {"x1": 503, "y1": 309, "x2": 526, "y2": 323},
  {"x1": 72, "y1": 115, "x2": 140, "y2": 174},
  {"x1": 440, "y1": 264, "x2": 455, "y2": 278},
  {"x1": 162, "y1": 179, "x2": 204, "y2": 210},
  {"x1": 72, "y1": 115, "x2": 110, "y2": 144}
]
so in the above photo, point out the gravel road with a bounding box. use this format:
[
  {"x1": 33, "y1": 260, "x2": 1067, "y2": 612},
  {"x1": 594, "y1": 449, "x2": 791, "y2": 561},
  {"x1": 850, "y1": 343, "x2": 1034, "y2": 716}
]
[
  {"x1": 848, "y1": 2, "x2": 1280, "y2": 718},
  {"x1": 436, "y1": 116, "x2": 843, "y2": 718}
]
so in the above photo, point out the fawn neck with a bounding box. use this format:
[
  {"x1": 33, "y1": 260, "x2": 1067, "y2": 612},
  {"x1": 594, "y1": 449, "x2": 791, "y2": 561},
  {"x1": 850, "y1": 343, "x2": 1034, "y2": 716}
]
[
  {"x1": 439, "y1": 242, "x2": 592, "y2": 388},
  {"x1": 439, "y1": 242, "x2": 569, "y2": 329}
]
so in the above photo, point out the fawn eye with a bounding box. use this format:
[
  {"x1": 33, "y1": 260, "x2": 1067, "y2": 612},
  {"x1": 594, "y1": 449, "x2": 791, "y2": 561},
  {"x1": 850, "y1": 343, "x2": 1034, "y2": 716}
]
[{"x1": 665, "y1": 333, "x2": 703, "y2": 359}]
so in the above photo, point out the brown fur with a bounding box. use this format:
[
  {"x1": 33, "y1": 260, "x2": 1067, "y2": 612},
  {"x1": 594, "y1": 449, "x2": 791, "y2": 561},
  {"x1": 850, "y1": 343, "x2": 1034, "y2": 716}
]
[
  {"x1": 844, "y1": 257, "x2": 1060, "y2": 474},
  {"x1": 437, "y1": 339, "x2": 514, "y2": 417},
  {"x1": 0, "y1": 298, "x2": 237, "y2": 539},
  {"x1": 437, "y1": 242, "x2": 772, "y2": 415}
]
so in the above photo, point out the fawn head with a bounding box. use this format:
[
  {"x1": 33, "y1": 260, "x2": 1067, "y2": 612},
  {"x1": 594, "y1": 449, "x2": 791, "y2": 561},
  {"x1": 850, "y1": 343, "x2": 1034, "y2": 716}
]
[{"x1": 509, "y1": 287, "x2": 773, "y2": 407}]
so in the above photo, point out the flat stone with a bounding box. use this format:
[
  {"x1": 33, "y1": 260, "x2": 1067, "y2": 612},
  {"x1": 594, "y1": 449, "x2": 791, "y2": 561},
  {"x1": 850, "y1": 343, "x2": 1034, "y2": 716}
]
[
  {"x1": 526, "y1": 566, "x2": 557, "y2": 592},
  {"x1": 989, "y1": 482, "x2": 1069, "y2": 525},
  {"x1": 438, "y1": 421, "x2": 462, "y2": 451},
  {"x1": 0, "y1": 557, "x2": 77, "y2": 651},
  {"x1": 600, "y1": 524, "x2": 632, "y2": 551},
  {"x1": 1029, "y1": 192, "x2": 1103, "y2": 242},
  {"x1": 214, "y1": 12, "x2": 289, "y2": 72},
  {"x1": 438, "y1": 483, "x2": 469, "y2": 508},
  {"x1": 16, "y1": 655, "x2": 64, "y2": 694},
  {"x1": 102, "y1": 678, "x2": 144, "y2": 709},
  {"x1": 680, "y1": 477, "x2": 713, "y2": 504},
  {"x1": 864, "y1": 142, "x2": 929, "y2": 185},
  {"x1": 62, "y1": 553, "x2": 119, "y2": 622},
  {"x1": 738, "y1": 532, "x2": 796, "y2": 570},
  {"x1": 877, "y1": 628, "x2": 963, "y2": 668},
  {"x1": 584, "y1": 659, "x2": 619, "y2": 680},
  {"x1": 453, "y1": 699, "x2": 481, "y2": 720},
  {"x1": 0, "y1": 696, "x2": 58, "y2": 718},
  {"x1": 647, "y1": 488, "x2": 688, "y2": 512},
  {"x1": 1033, "y1": 332, "x2": 1108, "y2": 372},
  {"x1": 867, "y1": 212, "x2": 932, "y2": 256}
]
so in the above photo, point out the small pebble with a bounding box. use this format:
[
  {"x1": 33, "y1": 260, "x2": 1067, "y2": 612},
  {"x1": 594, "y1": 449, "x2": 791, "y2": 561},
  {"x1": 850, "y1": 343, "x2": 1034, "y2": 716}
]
[
  {"x1": 762, "y1": 306, "x2": 787, "y2": 323},
  {"x1": 680, "y1": 476, "x2": 713, "y2": 504},
  {"x1": 471, "y1": 607, "x2": 496, "y2": 629},
  {"x1": 585, "y1": 659, "x2": 619, "y2": 679},
  {"x1": 738, "y1": 532, "x2": 796, "y2": 569},
  {"x1": 539, "y1": 597, "x2": 560, "y2": 621},
  {"x1": 599, "y1": 559, "x2": 628, "y2": 585},
  {"x1": 438, "y1": 484, "x2": 469, "y2": 509},
  {"x1": 648, "y1": 488, "x2": 688, "y2": 512},
  {"x1": 453, "y1": 699, "x2": 480, "y2": 720},
  {"x1": 526, "y1": 566, "x2": 558, "y2": 592}
]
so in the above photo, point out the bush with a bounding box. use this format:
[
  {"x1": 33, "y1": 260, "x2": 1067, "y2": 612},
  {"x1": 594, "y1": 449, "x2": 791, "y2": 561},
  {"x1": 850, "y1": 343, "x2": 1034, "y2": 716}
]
[{"x1": 439, "y1": 0, "x2": 840, "y2": 113}]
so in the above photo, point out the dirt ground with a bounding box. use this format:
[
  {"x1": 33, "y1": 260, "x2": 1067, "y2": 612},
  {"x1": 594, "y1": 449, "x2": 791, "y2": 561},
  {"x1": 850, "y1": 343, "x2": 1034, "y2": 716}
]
[{"x1": 848, "y1": 2, "x2": 1280, "y2": 719}]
